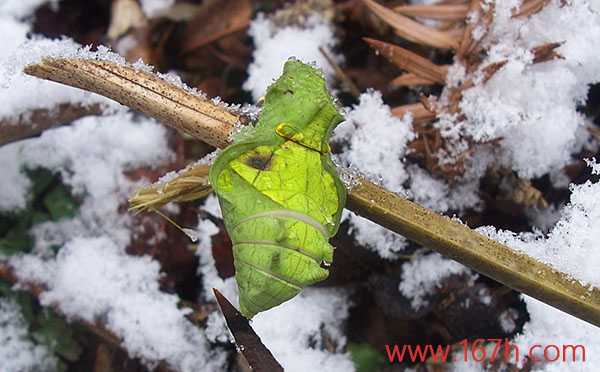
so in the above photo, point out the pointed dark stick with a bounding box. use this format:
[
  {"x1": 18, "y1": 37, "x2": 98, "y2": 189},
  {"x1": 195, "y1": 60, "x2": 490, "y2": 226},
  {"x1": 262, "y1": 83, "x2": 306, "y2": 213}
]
[{"x1": 213, "y1": 289, "x2": 284, "y2": 372}]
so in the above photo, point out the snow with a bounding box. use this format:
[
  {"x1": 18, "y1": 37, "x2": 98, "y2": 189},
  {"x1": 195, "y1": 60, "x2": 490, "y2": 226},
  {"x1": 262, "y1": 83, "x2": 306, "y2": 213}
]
[
  {"x1": 452, "y1": 0, "x2": 600, "y2": 179},
  {"x1": 0, "y1": 113, "x2": 173, "y2": 251},
  {"x1": 202, "y1": 194, "x2": 223, "y2": 219},
  {"x1": 0, "y1": 297, "x2": 58, "y2": 372},
  {"x1": 251, "y1": 288, "x2": 354, "y2": 372},
  {"x1": 0, "y1": 15, "x2": 29, "y2": 53},
  {"x1": 1, "y1": 0, "x2": 599, "y2": 371},
  {"x1": 407, "y1": 164, "x2": 481, "y2": 213},
  {"x1": 244, "y1": 14, "x2": 340, "y2": 101},
  {"x1": 335, "y1": 91, "x2": 481, "y2": 259},
  {"x1": 0, "y1": 26, "x2": 233, "y2": 123},
  {"x1": 11, "y1": 237, "x2": 226, "y2": 372},
  {"x1": 0, "y1": 33, "x2": 123, "y2": 122},
  {"x1": 140, "y1": 0, "x2": 174, "y2": 18},
  {"x1": 399, "y1": 252, "x2": 472, "y2": 309},
  {"x1": 335, "y1": 91, "x2": 415, "y2": 192},
  {"x1": 1, "y1": 112, "x2": 225, "y2": 371},
  {"x1": 195, "y1": 219, "x2": 219, "y2": 251},
  {"x1": 334, "y1": 91, "x2": 413, "y2": 259},
  {"x1": 480, "y1": 160, "x2": 600, "y2": 287},
  {"x1": 0, "y1": 0, "x2": 57, "y2": 20},
  {"x1": 513, "y1": 295, "x2": 599, "y2": 371},
  {"x1": 0, "y1": 146, "x2": 31, "y2": 211}
]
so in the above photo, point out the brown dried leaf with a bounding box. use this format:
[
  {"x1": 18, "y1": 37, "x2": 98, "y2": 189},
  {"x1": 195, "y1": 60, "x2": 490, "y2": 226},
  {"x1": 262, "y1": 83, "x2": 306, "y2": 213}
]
[
  {"x1": 394, "y1": 3, "x2": 469, "y2": 21},
  {"x1": 513, "y1": 0, "x2": 551, "y2": 18},
  {"x1": 392, "y1": 103, "x2": 436, "y2": 124},
  {"x1": 389, "y1": 73, "x2": 438, "y2": 88},
  {"x1": 364, "y1": 37, "x2": 448, "y2": 83},
  {"x1": 531, "y1": 42, "x2": 564, "y2": 64},
  {"x1": 481, "y1": 60, "x2": 508, "y2": 83},
  {"x1": 457, "y1": 0, "x2": 493, "y2": 61},
  {"x1": 362, "y1": 0, "x2": 459, "y2": 49},
  {"x1": 181, "y1": 0, "x2": 252, "y2": 53}
]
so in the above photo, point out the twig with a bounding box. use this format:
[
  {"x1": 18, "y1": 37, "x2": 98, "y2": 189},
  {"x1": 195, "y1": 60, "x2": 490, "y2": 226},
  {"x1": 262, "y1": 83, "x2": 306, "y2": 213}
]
[
  {"x1": 0, "y1": 103, "x2": 104, "y2": 146},
  {"x1": 23, "y1": 57, "x2": 600, "y2": 328},
  {"x1": 318, "y1": 46, "x2": 361, "y2": 98}
]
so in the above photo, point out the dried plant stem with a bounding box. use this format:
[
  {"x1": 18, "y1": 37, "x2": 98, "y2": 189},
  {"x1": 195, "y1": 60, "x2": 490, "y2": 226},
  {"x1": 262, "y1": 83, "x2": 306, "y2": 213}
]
[
  {"x1": 24, "y1": 57, "x2": 600, "y2": 328},
  {"x1": 129, "y1": 164, "x2": 212, "y2": 212},
  {"x1": 24, "y1": 58, "x2": 238, "y2": 149},
  {"x1": 347, "y1": 180, "x2": 600, "y2": 327}
]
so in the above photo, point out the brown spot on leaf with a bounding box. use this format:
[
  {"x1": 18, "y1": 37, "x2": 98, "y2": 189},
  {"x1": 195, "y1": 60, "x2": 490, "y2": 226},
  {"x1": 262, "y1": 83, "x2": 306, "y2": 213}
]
[{"x1": 246, "y1": 153, "x2": 273, "y2": 171}]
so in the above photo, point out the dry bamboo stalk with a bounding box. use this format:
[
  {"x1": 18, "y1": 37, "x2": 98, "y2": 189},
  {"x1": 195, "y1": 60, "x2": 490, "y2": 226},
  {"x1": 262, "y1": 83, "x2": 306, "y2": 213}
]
[
  {"x1": 23, "y1": 57, "x2": 600, "y2": 328},
  {"x1": 347, "y1": 181, "x2": 600, "y2": 328},
  {"x1": 364, "y1": 38, "x2": 448, "y2": 84},
  {"x1": 394, "y1": 4, "x2": 469, "y2": 20},
  {"x1": 24, "y1": 58, "x2": 238, "y2": 149},
  {"x1": 362, "y1": 0, "x2": 459, "y2": 50}
]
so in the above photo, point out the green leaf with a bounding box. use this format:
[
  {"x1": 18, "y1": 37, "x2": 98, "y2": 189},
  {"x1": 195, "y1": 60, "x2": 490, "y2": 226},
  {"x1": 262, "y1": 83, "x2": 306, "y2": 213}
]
[
  {"x1": 33, "y1": 309, "x2": 82, "y2": 362},
  {"x1": 348, "y1": 343, "x2": 384, "y2": 372},
  {"x1": 209, "y1": 60, "x2": 346, "y2": 318},
  {"x1": 0, "y1": 221, "x2": 33, "y2": 255},
  {"x1": 26, "y1": 167, "x2": 57, "y2": 199},
  {"x1": 43, "y1": 184, "x2": 78, "y2": 221},
  {"x1": 31, "y1": 211, "x2": 51, "y2": 225},
  {"x1": 0, "y1": 215, "x2": 14, "y2": 236}
]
